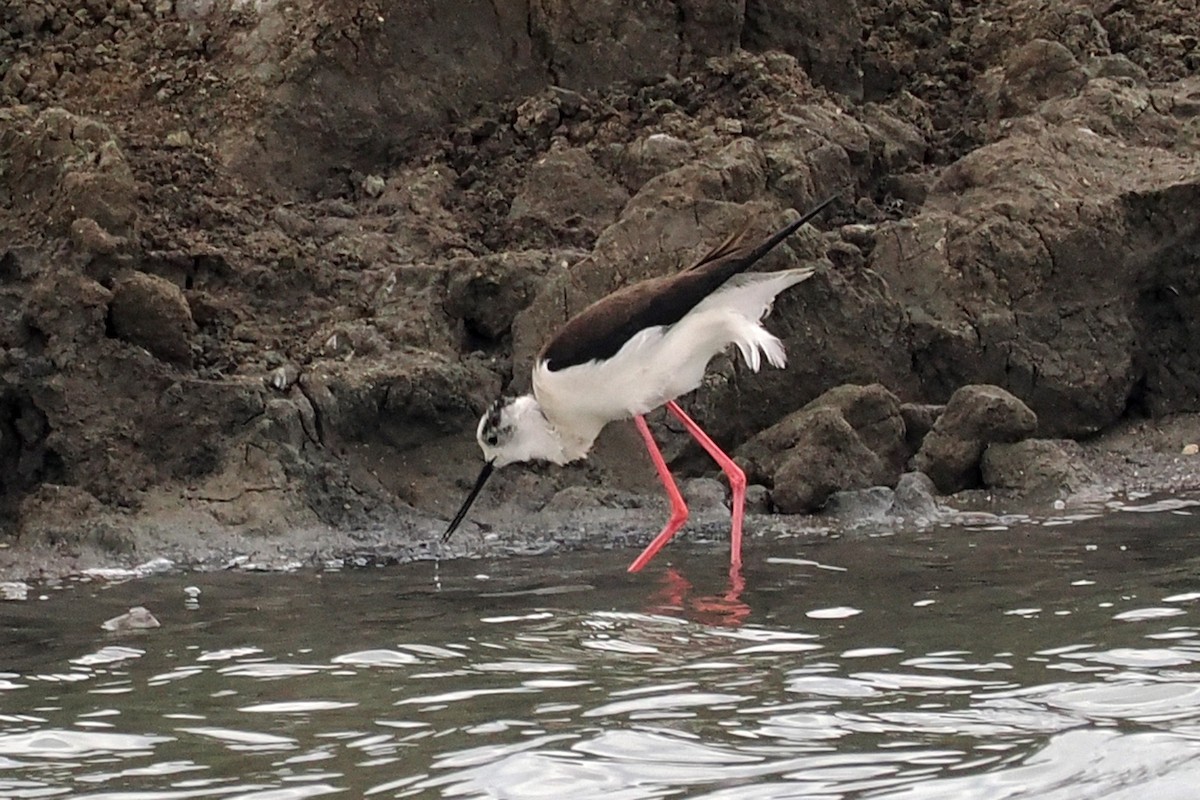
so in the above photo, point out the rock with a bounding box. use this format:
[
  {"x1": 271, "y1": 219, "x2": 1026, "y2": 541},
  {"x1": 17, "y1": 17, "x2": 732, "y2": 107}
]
[
  {"x1": 530, "y1": 0, "x2": 743, "y2": 92},
  {"x1": 508, "y1": 149, "x2": 629, "y2": 238},
  {"x1": 444, "y1": 250, "x2": 576, "y2": 342},
  {"x1": 361, "y1": 174, "x2": 386, "y2": 197},
  {"x1": 743, "y1": 0, "x2": 863, "y2": 99},
  {"x1": 0, "y1": 107, "x2": 138, "y2": 236},
  {"x1": 266, "y1": 364, "x2": 301, "y2": 392},
  {"x1": 800, "y1": 383, "x2": 907, "y2": 477},
  {"x1": 981, "y1": 439, "x2": 1094, "y2": 494},
  {"x1": 164, "y1": 129, "x2": 194, "y2": 148},
  {"x1": 739, "y1": 384, "x2": 905, "y2": 487},
  {"x1": 300, "y1": 351, "x2": 502, "y2": 450},
  {"x1": 986, "y1": 39, "x2": 1088, "y2": 121},
  {"x1": 235, "y1": 0, "x2": 743, "y2": 193},
  {"x1": 680, "y1": 477, "x2": 728, "y2": 516},
  {"x1": 913, "y1": 384, "x2": 1037, "y2": 493},
  {"x1": 541, "y1": 485, "x2": 643, "y2": 513},
  {"x1": 69, "y1": 217, "x2": 126, "y2": 256},
  {"x1": 628, "y1": 138, "x2": 771, "y2": 211},
  {"x1": 1184, "y1": 443, "x2": 1199, "y2": 456},
  {"x1": 1086, "y1": 54, "x2": 1149, "y2": 83},
  {"x1": 25, "y1": 271, "x2": 113, "y2": 345},
  {"x1": 1, "y1": 581, "x2": 30, "y2": 601},
  {"x1": 890, "y1": 471, "x2": 942, "y2": 522},
  {"x1": 109, "y1": 272, "x2": 196, "y2": 366},
  {"x1": 745, "y1": 484, "x2": 772, "y2": 514},
  {"x1": 822, "y1": 485, "x2": 895, "y2": 525},
  {"x1": 102, "y1": 606, "x2": 161, "y2": 632},
  {"x1": 932, "y1": 384, "x2": 1038, "y2": 442},
  {"x1": 769, "y1": 408, "x2": 888, "y2": 513},
  {"x1": 900, "y1": 403, "x2": 943, "y2": 452},
  {"x1": 618, "y1": 133, "x2": 697, "y2": 189}
]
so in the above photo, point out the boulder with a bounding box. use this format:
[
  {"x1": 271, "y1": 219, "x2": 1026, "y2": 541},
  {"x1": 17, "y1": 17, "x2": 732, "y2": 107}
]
[
  {"x1": 801, "y1": 383, "x2": 907, "y2": 476},
  {"x1": 507, "y1": 148, "x2": 630, "y2": 240},
  {"x1": 913, "y1": 384, "x2": 1037, "y2": 493},
  {"x1": 981, "y1": 438, "x2": 1094, "y2": 494},
  {"x1": 891, "y1": 471, "x2": 942, "y2": 522},
  {"x1": 900, "y1": 402, "x2": 943, "y2": 452},
  {"x1": 739, "y1": 383, "x2": 906, "y2": 486},
  {"x1": 984, "y1": 39, "x2": 1088, "y2": 121},
  {"x1": 765, "y1": 407, "x2": 889, "y2": 513},
  {"x1": 109, "y1": 272, "x2": 196, "y2": 367},
  {"x1": 444, "y1": 250, "x2": 576, "y2": 342}
]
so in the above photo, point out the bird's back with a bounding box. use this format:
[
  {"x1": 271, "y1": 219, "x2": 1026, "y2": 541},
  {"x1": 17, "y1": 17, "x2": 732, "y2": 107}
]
[{"x1": 538, "y1": 195, "x2": 836, "y2": 373}]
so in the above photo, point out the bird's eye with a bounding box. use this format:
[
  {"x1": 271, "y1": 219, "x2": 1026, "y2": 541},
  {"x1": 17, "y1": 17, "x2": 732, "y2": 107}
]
[{"x1": 485, "y1": 433, "x2": 499, "y2": 446}]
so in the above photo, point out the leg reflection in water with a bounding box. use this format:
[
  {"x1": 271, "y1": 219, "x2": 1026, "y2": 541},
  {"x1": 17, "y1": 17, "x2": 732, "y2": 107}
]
[{"x1": 646, "y1": 564, "x2": 750, "y2": 628}]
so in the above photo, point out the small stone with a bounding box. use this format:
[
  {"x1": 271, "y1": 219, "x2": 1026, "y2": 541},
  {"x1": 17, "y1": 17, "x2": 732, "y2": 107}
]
[
  {"x1": 102, "y1": 606, "x2": 160, "y2": 632},
  {"x1": 745, "y1": 484, "x2": 772, "y2": 514},
  {"x1": 362, "y1": 174, "x2": 386, "y2": 197},
  {"x1": 840, "y1": 223, "x2": 877, "y2": 248},
  {"x1": 267, "y1": 363, "x2": 300, "y2": 391},
  {"x1": 891, "y1": 471, "x2": 941, "y2": 521},
  {"x1": 1, "y1": 581, "x2": 30, "y2": 601},
  {"x1": 1183, "y1": 443, "x2": 1199, "y2": 456},
  {"x1": 716, "y1": 117, "x2": 744, "y2": 134},
  {"x1": 164, "y1": 129, "x2": 193, "y2": 148},
  {"x1": 680, "y1": 477, "x2": 728, "y2": 516}
]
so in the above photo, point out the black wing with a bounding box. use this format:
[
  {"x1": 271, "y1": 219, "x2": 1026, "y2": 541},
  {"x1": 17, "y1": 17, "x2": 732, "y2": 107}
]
[{"x1": 539, "y1": 193, "x2": 838, "y2": 371}]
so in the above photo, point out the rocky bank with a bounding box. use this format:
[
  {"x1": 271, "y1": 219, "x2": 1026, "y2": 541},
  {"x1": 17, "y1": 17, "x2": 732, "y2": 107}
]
[{"x1": 1, "y1": 0, "x2": 1198, "y2": 579}]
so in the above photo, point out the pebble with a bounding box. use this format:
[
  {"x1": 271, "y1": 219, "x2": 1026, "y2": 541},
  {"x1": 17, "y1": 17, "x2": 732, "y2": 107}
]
[
  {"x1": 362, "y1": 174, "x2": 386, "y2": 197},
  {"x1": 102, "y1": 606, "x2": 161, "y2": 632},
  {"x1": 1183, "y1": 443, "x2": 1198, "y2": 456},
  {"x1": 1, "y1": 581, "x2": 30, "y2": 601}
]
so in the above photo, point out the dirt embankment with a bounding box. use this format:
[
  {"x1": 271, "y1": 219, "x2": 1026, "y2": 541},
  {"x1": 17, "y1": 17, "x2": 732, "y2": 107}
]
[{"x1": 1, "y1": 0, "x2": 1198, "y2": 578}]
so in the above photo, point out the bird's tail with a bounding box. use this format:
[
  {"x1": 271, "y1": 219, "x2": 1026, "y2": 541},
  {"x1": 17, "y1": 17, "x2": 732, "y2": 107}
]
[{"x1": 732, "y1": 319, "x2": 788, "y2": 371}]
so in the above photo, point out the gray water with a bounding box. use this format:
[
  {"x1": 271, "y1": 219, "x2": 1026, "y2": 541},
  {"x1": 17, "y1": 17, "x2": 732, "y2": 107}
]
[{"x1": 3, "y1": 496, "x2": 1200, "y2": 799}]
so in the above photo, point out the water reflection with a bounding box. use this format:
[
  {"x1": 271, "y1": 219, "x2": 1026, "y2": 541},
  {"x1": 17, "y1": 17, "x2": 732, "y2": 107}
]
[
  {"x1": 0, "y1": 495, "x2": 1198, "y2": 798},
  {"x1": 646, "y1": 566, "x2": 751, "y2": 628}
]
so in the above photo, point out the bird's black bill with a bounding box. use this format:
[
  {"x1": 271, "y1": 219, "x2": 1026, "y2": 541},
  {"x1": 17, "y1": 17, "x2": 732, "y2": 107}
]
[{"x1": 442, "y1": 460, "x2": 495, "y2": 543}]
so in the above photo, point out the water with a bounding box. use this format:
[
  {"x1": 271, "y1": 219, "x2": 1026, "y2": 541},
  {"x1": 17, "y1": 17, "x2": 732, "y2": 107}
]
[{"x1": 3, "y1": 496, "x2": 1200, "y2": 799}]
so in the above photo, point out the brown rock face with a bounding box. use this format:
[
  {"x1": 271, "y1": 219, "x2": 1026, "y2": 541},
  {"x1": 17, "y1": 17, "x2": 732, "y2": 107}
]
[{"x1": 2, "y1": 0, "x2": 1200, "y2": 551}]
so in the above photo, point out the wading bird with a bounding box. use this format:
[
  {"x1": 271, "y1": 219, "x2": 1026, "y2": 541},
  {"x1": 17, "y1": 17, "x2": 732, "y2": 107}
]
[{"x1": 443, "y1": 194, "x2": 838, "y2": 571}]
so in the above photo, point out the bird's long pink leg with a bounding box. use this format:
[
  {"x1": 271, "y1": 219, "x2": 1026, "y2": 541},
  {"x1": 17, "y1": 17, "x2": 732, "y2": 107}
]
[
  {"x1": 666, "y1": 400, "x2": 746, "y2": 569},
  {"x1": 628, "y1": 414, "x2": 689, "y2": 573}
]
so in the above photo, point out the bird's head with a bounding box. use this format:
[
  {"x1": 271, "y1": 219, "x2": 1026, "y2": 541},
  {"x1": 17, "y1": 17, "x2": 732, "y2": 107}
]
[
  {"x1": 444, "y1": 394, "x2": 562, "y2": 542},
  {"x1": 476, "y1": 394, "x2": 565, "y2": 467}
]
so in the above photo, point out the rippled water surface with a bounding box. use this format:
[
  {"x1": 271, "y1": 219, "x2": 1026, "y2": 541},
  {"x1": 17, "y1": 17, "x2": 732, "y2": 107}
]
[{"x1": 4, "y1": 496, "x2": 1200, "y2": 798}]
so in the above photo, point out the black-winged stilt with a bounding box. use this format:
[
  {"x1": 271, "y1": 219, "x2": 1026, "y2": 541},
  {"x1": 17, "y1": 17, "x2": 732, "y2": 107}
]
[{"x1": 443, "y1": 194, "x2": 839, "y2": 571}]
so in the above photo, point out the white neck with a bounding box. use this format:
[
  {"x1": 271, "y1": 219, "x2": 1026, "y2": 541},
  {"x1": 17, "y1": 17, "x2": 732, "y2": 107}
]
[{"x1": 492, "y1": 395, "x2": 568, "y2": 466}]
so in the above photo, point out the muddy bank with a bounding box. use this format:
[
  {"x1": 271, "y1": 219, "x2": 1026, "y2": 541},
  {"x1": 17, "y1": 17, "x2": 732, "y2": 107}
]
[{"x1": 1, "y1": 0, "x2": 1199, "y2": 581}]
